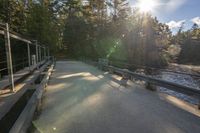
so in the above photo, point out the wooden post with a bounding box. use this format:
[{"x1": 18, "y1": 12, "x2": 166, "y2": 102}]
[
  {"x1": 121, "y1": 69, "x2": 129, "y2": 87},
  {"x1": 4, "y1": 23, "x2": 14, "y2": 91},
  {"x1": 145, "y1": 82, "x2": 157, "y2": 91},
  {"x1": 109, "y1": 66, "x2": 114, "y2": 74},
  {"x1": 145, "y1": 68, "x2": 156, "y2": 91}
]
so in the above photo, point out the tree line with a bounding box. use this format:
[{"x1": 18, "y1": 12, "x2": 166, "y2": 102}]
[
  {"x1": 0, "y1": 0, "x2": 199, "y2": 68},
  {"x1": 0, "y1": 0, "x2": 61, "y2": 53}
]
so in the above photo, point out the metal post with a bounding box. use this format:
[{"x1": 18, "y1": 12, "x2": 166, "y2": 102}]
[
  {"x1": 35, "y1": 41, "x2": 38, "y2": 64},
  {"x1": 39, "y1": 46, "x2": 42, "y2": 62},
  {"x1": 27, "y1": 43, "x2": 31, "y2": 71},
  {"x1": 42, "y1": 47, "x2": 44, "y2": 61},
  {"x1": 38, "y1": 46, "x2": 40, "y2": 62},
  {"x1": 35, "y1": 41, "x2": 39, "y2": 69},
  {"x1": 44, "y1": 47, "x2": 46, "y2": 59},
  {"x1": 47, "y1": 48, "x2": 50, "y2": 60},
  {"x1": 40, "y1": 46, "x2": 43, "y2": 61},
  {"x1": 4, "y1": 23, "x2": 14, "y2": 91},
  {"x1": 40, "y1": 46, "x2": 42, "y2": 61},
  {"x1": 42, "y1": 47, "x2": 44, "y2": 60}
]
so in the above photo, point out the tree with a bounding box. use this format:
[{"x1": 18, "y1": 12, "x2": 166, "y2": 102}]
[
  {"x1": 25, "y1": 1, "x2": 61, "y2": 53},
  {"x1": 177, "y1": 23, "x2": 200, "y2": 64},
  {"x1": 0, "y1": 0, "x2": 62, "y2": 53},
  {"x1": 0, "y1": 0, "x2": 27, "y2": 33},
  {"x1": 0, "y1": 0, "x2": 184, "y2": 66}
]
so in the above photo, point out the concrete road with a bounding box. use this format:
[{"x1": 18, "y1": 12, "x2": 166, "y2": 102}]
[{"x1": 32, "y1": 61, "x2": 200, "y2": 133}]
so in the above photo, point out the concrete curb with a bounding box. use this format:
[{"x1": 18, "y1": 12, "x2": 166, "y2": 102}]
[{"x1": 9, "y1": 62, "x2": 54, "y2": 133}]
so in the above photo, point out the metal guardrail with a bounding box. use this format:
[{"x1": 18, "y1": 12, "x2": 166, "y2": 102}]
[
  {"x1": 87, "y1": 59, "x2": 200, "y2": 109},
  {"x1": 106, "y1": 65, "x2": 200, "y2": 98},
  {"x1": 109, "y1": 60, "x2": 200, "y2": 78}
]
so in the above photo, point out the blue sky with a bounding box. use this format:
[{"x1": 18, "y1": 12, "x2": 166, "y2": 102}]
[{"x1": 129, "y1": 0, "x2": 200, "y2": 32}]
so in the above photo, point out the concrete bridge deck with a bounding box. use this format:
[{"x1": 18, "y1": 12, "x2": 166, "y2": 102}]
[{"x1": 33, "y1": 61, "x2": 200, "y2": 133}]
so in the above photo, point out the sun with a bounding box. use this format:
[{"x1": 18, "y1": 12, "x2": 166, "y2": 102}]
[{"x1": 136, "y1": 0, "x2": 157, "y2": 13}]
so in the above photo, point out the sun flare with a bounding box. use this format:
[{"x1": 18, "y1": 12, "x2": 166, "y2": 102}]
[{"x1": 136, "y1": 0, "x2": 157, "y2": 13}]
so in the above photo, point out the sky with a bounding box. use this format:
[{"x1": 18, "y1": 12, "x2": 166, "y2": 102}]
[{"x1": 129, "y1": 0, "x2": 200, "y2": 33}]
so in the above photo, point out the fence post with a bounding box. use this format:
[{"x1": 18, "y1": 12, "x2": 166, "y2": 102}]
[
  {"x1": 39, "y1": 46, "x2": 42, "y2": 63},
  {"x1": 43, "y1": 47, "x2": 45, "y2": 60},
  {"x1": 27, "y1": 43, "x2": 31, "y2": 71},
  {"x1": 41, "y1": 46, "x2": 43, "y2": 61},
  {"x1": 98, "y1": 58, "x2": 102, "y2": 70},
  {"x1": 38, "y1": 45, "x2": 40, "y2": 63},
  {"x1": 4, "y1": 23, "x2": 14, "y2": 92},
  {"x1": 47, "y1": 48, "x2": 50, "y2": 60},
  {"x1": 35, "y1": 41, "x2": 38, "y2": 64},
  {"x1": 44, "y1": 47, "x2": 46, "y2": 60}
]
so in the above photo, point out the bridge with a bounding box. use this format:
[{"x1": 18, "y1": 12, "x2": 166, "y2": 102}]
[
  {"x1": 31, "y1": 61, "x2": 200, "y2": 133},
  {"x1": 0, "y1": 23, "x2": 200, "y2": 133}
]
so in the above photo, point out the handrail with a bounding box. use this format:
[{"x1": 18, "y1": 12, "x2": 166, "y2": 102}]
[
  {"x1": 105, "y1": 65, "x2": 200, "y2": 99},
  {"x1": 0, "y1": 68, "x2": 7, "y2": 72},
  {"x1": 0, "y1": 30, "x2": 31, "y2": 44},
  {"x1": 0, "y1": 60, "x2": 7, "y2": 64},
  {"x1": 84, "y1": 59, "x2": 200, "y2": 102},
  {"x1": 0, "y1": 23, "x2": 50, "y2": 91},
  {"x1": 110, "y1": 60, "x2": 200, "y2": 78}
]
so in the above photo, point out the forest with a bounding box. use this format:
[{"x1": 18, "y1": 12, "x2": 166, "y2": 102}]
[{"x1": 0, "y1": 0, "x2": 200, "y2": 68}]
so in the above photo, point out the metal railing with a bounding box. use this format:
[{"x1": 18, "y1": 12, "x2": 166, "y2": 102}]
[
  {"x1": 86, "y1": 59, "x2": 200, "y2": 109},
  {"x1": 109, "y1": 59, "x2": 200, "y2": 78},
  {"x1": 0, "y1": 23, "x2": 50, "y2": 91}
]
